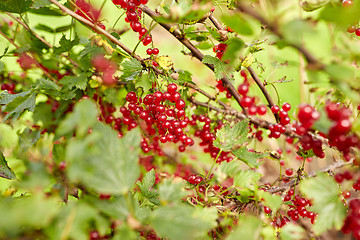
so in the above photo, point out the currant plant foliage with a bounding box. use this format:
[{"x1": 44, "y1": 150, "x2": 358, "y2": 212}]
[{"x1": 0, "y1": 0, "x2": 359, "y2": 239}]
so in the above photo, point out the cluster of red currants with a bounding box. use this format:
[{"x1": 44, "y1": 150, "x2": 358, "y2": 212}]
[
  {"x1": 1, "y1": 83, "x2": 16, "y2": 94},
  {"x1": 286, "y1": 193, "x2": 316, "y2": 224},
  {"x1": 112, "y1": 0, "x2": 152, "y2": 46},
  {"x1": 124, "y1": 83, "x2": 194, "y2": 154},
  {"x1": 75, "y1": 0, "x2": 105, "y2": 30},
  {"x1": 189, "y1": 115, "x2": 233, "y2": 163},
  {"x1": 325, "y1": 102, "x2": 358, "y2": 161},
  {"x1": 213, "y1": 43, "x2": 227, "y2": 60},
  {"x1": 91, "y1": 55, "x2": 118, "y2": 85},
  {"x1": 268, "y1": 103, "x2": 292, "y2": 139},
  {"x1": 341, "y1": 199, "x2": 360, "y2": 240}
]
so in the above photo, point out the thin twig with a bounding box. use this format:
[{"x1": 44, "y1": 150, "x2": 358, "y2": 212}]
[
  {"x1": 268, "y1": 160, "x2": 352, "y2": 193},
  {"x1": 188, "y1": 96, "x2": 299, "y2": 138},
  {"x1": 236, "y1": 2, "x2": 324, "y2": 70}
]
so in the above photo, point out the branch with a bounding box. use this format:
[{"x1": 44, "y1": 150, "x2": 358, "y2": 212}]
[
  {"x1": 267, "y1": 160, "x2": 352, "y2": 194},
  {"x1": 188, "y1": 96, "x2": 299, "y2": 138},
  {"x1": 236, "y1": 2, "x2": 325, "y2": 70}
]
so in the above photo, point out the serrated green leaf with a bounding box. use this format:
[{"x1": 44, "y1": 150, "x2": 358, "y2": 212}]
[
  {"x1": 280, "y1": 223, "x2": 306, "y2": 240},
  {"x1": 2, "y1": 91, "x2": 36, "y2": 122},
  {"x1": 150, "y1": 205, "x2": 217, "y2": 240},
  {"x1": 66, "y1": 124, "x2": 141, "y2": 194},
  {"x1": 46, "y1": 201, "x2": 108, "y2": 240},
  {"x1": 31, "y1": 0, "x2": 51, "y2": 8},
  {"x1": 0, "y1": 152, "x2": 16, "y2": 179},
  {"x1": 0, "y1": 193, "x2": 60, "y2": 236},
  {"x1": 37, "y1": 78, "x2": 60, "y2": 91},
  {"x1": 54, "y1": 35, "x2": 80, "y2": 55},
  {"x1": 299, "y1": 173, "x2": 347, "y2": 234},
  {"x1": 232, "y1": 147, "x2": 268, "y2": 168},
  {"x1": 233, "y1": 170, "x2": 261, "y2": 192},
  {"x1": 257, "y1": 190, "x2": 282, "y2": 214},
  {"x1": 158, "y1": 179, "x2": 186, "y2": 203},
  {"x1": 79, "y1": 42, "x2": 106, "y2": 60},
  {"x1": 177, "y1": 70, "x2": 193, "y2": 84},
  {"x1": 52, "y1": 142, "x2": 66, "y2": 164},
  {"x1": 17, "y1": 127, "x2": 40, "y2": 156},
  {"x1": 137, "y1": 169, "x2": 160, "y2": 205},
  {"x1": 213, "y1": 120, "x2": 249, "y2": 151},
  {"x1": 222, "y1": 38, "x2": 245, "y2": 64},
  {"x1": 135, "y1": 74, "x2": 151, "y2": 93},
  {"x1": 296, "y1": 148, "x2": 315, "y2": 159},
  {"x1": 85, "y1": 195, "x2": 129, "y2": 220},
  {"x1": 221, "y1": 14, "x2": 253, "y2": 36},
  {"x1": 226, "y1": 215, "x2": 262, "y2": 240},
  {"x1": 56, "y1": 99, "x2": 98, "y2": 138},
  {"x1": 59, "y1": 73, "x2": 89, "y2": 91},
  {"x1": 0, "y1": 0, "x2": 32, "y2": 13},
  {"x1": 202, "y1": 55, "x2": 227, "y2": 79},
  {"x1": 121, "y1": 58, "x2": 143, "y2": 81}
]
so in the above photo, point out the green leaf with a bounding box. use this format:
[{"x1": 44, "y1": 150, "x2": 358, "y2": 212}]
[
  {"x1": 222, "y1": 38, "x2": 245, "y2": 64},
  {"x1": 280, "y1": 223, "x2": 306, "y2": 240},
  {"x1": 202, "y1": 55, "x2": 227, "y2": 80},
  {"x1": 296, "y1": 148, "x2": 315, "y2": 159},
  {"x1": 0, "y1": 193, "x2": 60, "y2": 236},
  {"x1": 0, "y1": 123, "x2": 18, "y2": 149},
  {"x1": 215, "y1": 161, "x2": 242, "y2": 181},
  {"x1": 0, "y1": 152, "x2": 16, "y2": 179},
  {"x1": 221, "y1": 14, "x2": 253, "y2": 36},
  {"x1": 54, "y1": 35, "x2": 80, "y2": 55},
  {"x1": 213, "y1": 120, "x2": 249, "y2": 152},
  {"x1": 257, "y1": 190, "x2": 283, "y2": 213},
  {"x1": 46, "y1": 201, "x2": 108, "y2": 240},
  {"x1": 226, "y1": 215, "x2": 262, "y2": 240},
  {"x1": 66, "y1": 124, "x2": 141, "y2": 194},
  {"x1": 17, "y1": 127, "x2": 41, "y2": 156},
  {"x1": 31, "y1": 0, "x2": 51, "y2": 8},
  {"x1": 299, "y1": 173, "x2": 347, "y2": 234},
  {"x1": 158, "y1": 179, "x2": 186, "y2": 204},
  {"x1": 177, "y1": 70, "x2": 194, "y2": 84},
  {"x1": 85, "y1": 195, "x2": 129, "y2": 220},
  {"x1": 56, "y1": 99, "x2": 98, "y2": 138},
  {"x1": 233, "y1": 170, "x2": 261, "y2": 192},
  {"x1": 30, "y1": 6, "x2": 65, "y2": 16},
  {"x1": 232, "y1": 147, "x2": 268, "y2": 168},
  {"x1": 319, "y1": 2, "x2": 360, "y2": 27},
  {"x1": 300, "y1": 0, "x2": 329, "y2": 12},
  {"x1": 59, "y1": 73, "x2": 89, "y2": 91},
  {"x1": 2, "y1": 91, "x2": 37, "y2": 122},
  {"x1": 0, "y1": 0, "x2": 32, "y2": 13},
  {"x1": 135, "y1": 74, "x2": 152, "y2": 93},
  {"x1": 150, "y1": 205, "x2": 217, "y2": 240},
  {"x1": 121, "y1": 58, "x2": 143, "y2": 81},
  {"x1": 136, "y1": 169, "x2": 160, "y2": 205}
]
